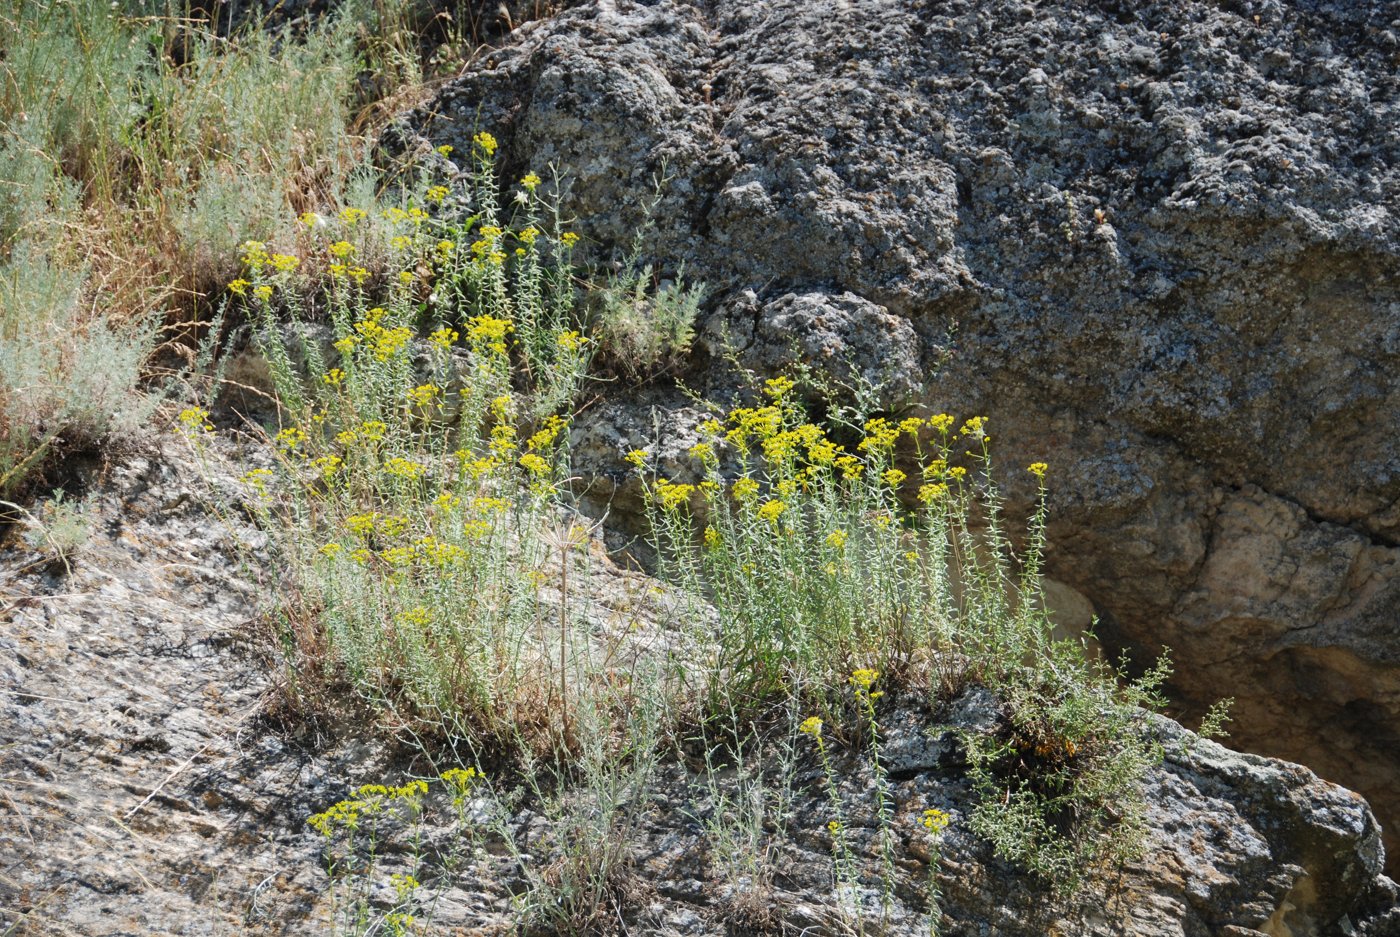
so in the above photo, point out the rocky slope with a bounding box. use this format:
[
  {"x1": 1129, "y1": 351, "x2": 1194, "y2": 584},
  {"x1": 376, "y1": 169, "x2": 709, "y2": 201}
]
[
  {"x1": 403, "y1": 0, "x2": 1400, "y2": 869},
  {"x1": 1, "y1": 436, "x2": 1398, "y2": 935}
]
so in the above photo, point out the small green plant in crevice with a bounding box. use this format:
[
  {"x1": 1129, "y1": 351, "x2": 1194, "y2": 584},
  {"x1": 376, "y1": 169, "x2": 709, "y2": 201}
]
[
  {"x1": 586, "y1": 172, "x2": 705, "y2": 379},
  {"x1": 501, "y1": 693, "x2": 666, "y2": 935},
  {"x1": 960, "y1": 647, "x2": 1171, "y2": 896},
  {"x1": 850, "y1": 668, "x2": 898, "y2": 921},
  {"x1": 1195, "y1": 697, "x2": 1235, "y2": 745},
  {"x1": 798, "y1": 713, "x2": 858, "y2": 913},
  {"x1": 796, "y1": 670, "x2": 905, "y2": 932},
  {"x1": 688, "y1": 708, "x2": 801, "y2": 931}
]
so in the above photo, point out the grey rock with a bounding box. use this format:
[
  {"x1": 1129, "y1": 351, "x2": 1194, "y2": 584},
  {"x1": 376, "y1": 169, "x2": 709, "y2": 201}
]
[
  {"x1": 2, "y1": 433, "x2": 1397, "y2": 933},
  {"x1": 404, "y1": 0, "x2": 1400, "y2": 869}
]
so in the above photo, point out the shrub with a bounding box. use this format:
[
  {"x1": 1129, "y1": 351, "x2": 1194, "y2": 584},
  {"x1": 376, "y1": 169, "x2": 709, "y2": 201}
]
[
  {"x1": 0, "y1": 0, "x2": 393, "y2": 492},
  {"x1": 0, "y1": 248, "x2": 154, "y2": 494},
  {"x1": 634, "y1": 384, "x2": 1167, "y2": 891},
  {"x1": 210, "y1": 137, "x2": 636, "y2": 750}
]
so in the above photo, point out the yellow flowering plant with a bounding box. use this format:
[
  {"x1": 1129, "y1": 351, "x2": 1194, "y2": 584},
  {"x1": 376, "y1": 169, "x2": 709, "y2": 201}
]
[{"x1": 216, "y1": 130, "x2": 612, "y2": 750}]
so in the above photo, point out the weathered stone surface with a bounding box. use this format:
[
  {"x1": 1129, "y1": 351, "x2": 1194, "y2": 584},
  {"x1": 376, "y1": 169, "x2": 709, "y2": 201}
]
[
  {"x1": 2, "y1": 437, "x2": 1396, "y2": 933},
  {"x1": 406, "y1": 0, "x2": 1400, "y2": 867}
]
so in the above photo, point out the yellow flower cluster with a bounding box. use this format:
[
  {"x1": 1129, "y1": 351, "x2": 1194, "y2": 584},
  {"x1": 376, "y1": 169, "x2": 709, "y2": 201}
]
[
  {"x1": 489, "y1": 422, "x2": 517, "y2": 456},
  {"x1": 406, "y1": 384, "x2": 441, "y2": 408},
  {"x1": 763, "y1": 375, "x2": 795, "y2": 398},
  {"x1": 726, "y1": 405, "x2": 782, "y2": 451},
  {"x1": 467, "y1": 314, "x2": 512, "y2": 354},
  {"x1": 850, "y1": 668, "x2": 879, "y2": 691},
  {"x1": 384, "y1": 457, "x2": 427, "y2": 480},
  {"x1": 307, "y1": 780, "x2": 428, "y2": 836},
  {"x1": 918, "y1": 482, "x2": 948, "y2": 503},
  {"x1": 527, "y1": 416, "x2": 565, "y2": 451},
  {"x1": 757, "y1": 499, "x2": 786, "y2": 524},
  {"x1": 473, "y1": 131, "x2": 498, "y2": 155},
  {"x1": 311, "y1": 455, "x2": 342, "y2": 479},
  {"x1": 178, "y1": 407, "x2": 212, "y2": 435},
  {"x1": 799, "y1": 716, "x2": 823, "y2": 738},
  {"x1": 351, "y1": 315, "x2": 412, "y2": 362},
  {"x1": 241, "y1": 468, "x2": 272, "y2": 496},
  {"x1": 354, "y1": 420, "x2": 388, "y2": 442},
  {"x1": 858, "y1": 417, "x2": 900, "y2": 453},
  {"x1": 400, "y1": 606, "x2": 432, "y2": 626},
  {"x1": 919, "y1": 808, "x2": 950, "y2": 834},
  {"x1": 383, "y1": 206, "x2": 429, "y2": 225},
  {"x1": 240, "y1": 240, "x2": 269, "y2": 268},
  {"x1": 441, "y1": 766, "x2": 480, "y2": 792},
  {"x1": 473, "y1": 496, "x2": 510, "y2": 515},
  {"x1": 441, "y1": 766, "x2": 481, "y2": 809},
  {"x1": 456, "y1": 451, "x2": 500, "y2": 480},
  {"x1": 519, "y1": 453, "x2": 550, "y2": 476},
  {"x1": 344, "y1": 512, "x2": 379, "y2": 536},
  {"x1": 652, "y1": 478, "x2": 695, "y2": 511}
]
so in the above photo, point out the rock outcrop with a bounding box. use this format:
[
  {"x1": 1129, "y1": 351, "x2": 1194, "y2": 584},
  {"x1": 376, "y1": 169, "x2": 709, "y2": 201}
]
[
  {"x1": 405, "y1": 0, "x2": 1400, "y2": 868},
  {"x1": 2, "y1": 438, "x2": 1397, "y2": 935}
]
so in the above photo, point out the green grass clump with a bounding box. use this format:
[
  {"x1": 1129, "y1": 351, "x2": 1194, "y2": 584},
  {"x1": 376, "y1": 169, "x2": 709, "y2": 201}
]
[
  {"x1": 0, "y1": 248, "x2": 155, "y2": 492},
  {"x1": 0, "y1": 0, "x2": 402, "y2": 494}
]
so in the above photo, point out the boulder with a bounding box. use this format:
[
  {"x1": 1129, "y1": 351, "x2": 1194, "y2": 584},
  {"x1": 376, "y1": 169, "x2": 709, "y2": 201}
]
[{"x1": 405, "y1": 0, "x2": 1400, "y2": 868}]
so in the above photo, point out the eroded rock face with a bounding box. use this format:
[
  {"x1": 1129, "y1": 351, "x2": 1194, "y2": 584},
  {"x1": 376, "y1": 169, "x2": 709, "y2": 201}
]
[
  {"x1": 406, "y1": 0, "x2": 1400, "y2": 866},
  {"x1": 2, "y1": 438, "x2": 1396, "y2": 933}
]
